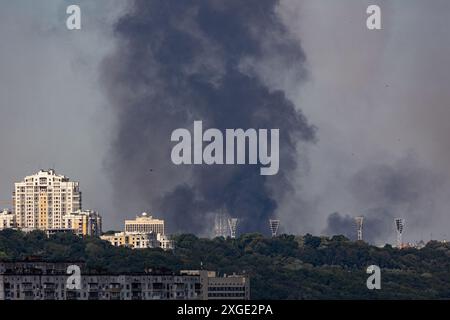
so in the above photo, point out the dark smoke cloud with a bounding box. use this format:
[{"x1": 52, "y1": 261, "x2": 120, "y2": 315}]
[
  {"x1": 324, "y1": 209, "x2": 393, "y2": 243},
  {"x1": 324, "y1": 155, "x2": 444, "y2": 244},
  {"x1": 101, "y1": 0, "x2": 315, "y2": 234}
]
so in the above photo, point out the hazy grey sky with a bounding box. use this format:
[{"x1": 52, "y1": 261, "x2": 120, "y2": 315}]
[
  {"x1": 0, "y1": 0, "x2": 124, "y2": 228},
  {"x1": 278, "y1": 0, "x2": 450, "y2": 244},
  {"x1": 1, "y1": 1, "x2": 449, "y2": 244}
]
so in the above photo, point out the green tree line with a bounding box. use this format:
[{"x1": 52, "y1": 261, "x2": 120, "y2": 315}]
[{"x1": 1, "y1": 229, "x2": 450, "y2": 299}]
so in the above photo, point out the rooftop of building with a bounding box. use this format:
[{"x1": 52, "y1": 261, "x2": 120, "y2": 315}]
[
  {"x1": 15, "y1": 169, "x2": 78, "y2": 184},
  {"x1": 101, "y1": 231, "x2": 157, "y2": 237},
  {"x1": 0, "y1": 261, "x2": 208, "y2": 277},
  {"x1": 125, "y1": 212, "x2": 164, "y2": 222},
  {"x1": 65, "y1": 209, "x2": 99, "y2": 217}
]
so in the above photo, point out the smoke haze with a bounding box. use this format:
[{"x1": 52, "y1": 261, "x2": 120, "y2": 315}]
[
  {"x1": 1, "y1": 1, "x2": 450, "y2": 244},
  {"x1": 101, "y1": 0, "x2": 316, "y2": 235}
]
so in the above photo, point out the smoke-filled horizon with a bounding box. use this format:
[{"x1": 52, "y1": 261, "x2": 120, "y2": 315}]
[
  {"x1": 101, "y1": 0, "x2": 316, "y2": 235},
  {"x1": 1, "y1": 1, "x2": 450, "y2": 244}
]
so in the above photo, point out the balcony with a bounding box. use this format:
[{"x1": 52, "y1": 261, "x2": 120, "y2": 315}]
[
  {"x1": 43, "y1": 291, "x2": 56, "y2": 300},
  {"x1": 88, "y1": 283, "x2": 99, "y2": 291},
  {"x1": 43, "y1": 283, "x2": 55, "y2": 289},
  {"x1": 88, "y1": 292, "x2": 99, "y2": 300},
  {"x1": 21, "y1": 283, "x2": 33, "y2": 290}
]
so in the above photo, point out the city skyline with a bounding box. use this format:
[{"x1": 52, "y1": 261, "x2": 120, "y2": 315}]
[
  {"x1": 1, "y1": 168, "x2": 446, "y2": 247},
  {"x1": 1, "y1": 1, "x2": 450, "y2": 244}
]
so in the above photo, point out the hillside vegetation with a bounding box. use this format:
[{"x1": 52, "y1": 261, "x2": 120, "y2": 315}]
[{"x1": 1, "y1": 230, "x2": 450, "y2": 299}]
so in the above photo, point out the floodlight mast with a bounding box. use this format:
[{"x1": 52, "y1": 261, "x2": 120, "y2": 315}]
[
  {"x1": 214, "y1": 208, "x2": 229, "y2": 238},
  {"x1": 228, "y1": 218, "x2": 238, "y2": 239},
  {"x1": 394, "y1": 218, "x2": 405, "y2": 248},
  {"x1": 355, "y1": 216, "x2": 364, "y2": 241},
  {"x1": 269, "y1": 219, "x2": 280, "y2": 237}
]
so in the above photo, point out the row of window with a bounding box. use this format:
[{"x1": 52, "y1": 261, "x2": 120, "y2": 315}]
[
  {"x1": 208, "y1": 286, "x2": 246, "y2": 291},
  {"x1": 208, "y1": 293, "x2": 246, "y2": 297}
]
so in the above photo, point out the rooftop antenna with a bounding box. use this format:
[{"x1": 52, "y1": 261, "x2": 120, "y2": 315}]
[
  {"x1": 269, "y1": 219, "x2": 280, "y2": 237},
  {"x1": 394, "y1": 218, "x2": 405, "y2": 248},
  {"x1": 354, "y1": 216, "x2": 364, "y2": 241},
  {"x1": 228, "y1": 218, "x2": 238, "y2": 239}
]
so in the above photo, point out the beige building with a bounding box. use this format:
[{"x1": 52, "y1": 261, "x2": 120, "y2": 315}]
[
  {"x1": 0, "y1": 209, "x2": 17, "y2": 230},
  {"x1": 13, "y1": 170, "x2": 81, "y2": 231},
  {"x1": 102, "y1": 213, "x2": 172, "y2": 250},
  {"x1": 100, "y1": 232, "x2": 160, "y2": 249},
  {"x1": 181, "y1": 270, "x2": 250, "y2": 300},
  {"x1": 63, "y1": 210, "x2": 102, "y2": 236},
  {"x1": 125, "y1": 212, "x2": 164, "y2": 235},
  {"x1": 100, "y1": 231, "x2": 173, "y2": 250}
]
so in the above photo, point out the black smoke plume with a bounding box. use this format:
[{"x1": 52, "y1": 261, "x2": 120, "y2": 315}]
[{"x1": 101, "y1": 0, "x2": 315, "y2": 234}]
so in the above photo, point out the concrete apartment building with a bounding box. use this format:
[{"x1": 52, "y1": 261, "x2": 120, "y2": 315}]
[
  {"x1": 62, "y1": 210, "x2": 102, "y2": 237},
  {"x1": 8, "y1": 170, "x2": 102, "y2": 236},
  {"x1": 0, "y1": 209, "x2": 17, "y2": 230},
  {"x1": 13, "y1": 169, "x2": 82, "y2": 230},
  {"x1": 181, "y1": 270, "x2": 250, "y2": 300},
  {"x1": 0, "y1": 261, "x2": 250, "y2": 300}
]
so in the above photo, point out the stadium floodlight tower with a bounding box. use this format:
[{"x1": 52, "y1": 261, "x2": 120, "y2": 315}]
[
  {"x1": 228, "y1": 218, "x2": 238, "y2": 239},
  {"x1": 269, "y1": 219, "x2": 280, "y2": 237},
  {"x1": 355, "y1": 216, "x2": 364, "y2": 241},
  {"x1": 394, "y1": 218, "x2": 405, "y2": 248},
  {"x1": 214, "y1": 211, "x2": 229, "y2": 238}
]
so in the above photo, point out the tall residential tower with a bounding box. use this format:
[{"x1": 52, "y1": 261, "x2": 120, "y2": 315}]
[{"x1": 13, "y1": 169, "x2": 81, "y2": 230}]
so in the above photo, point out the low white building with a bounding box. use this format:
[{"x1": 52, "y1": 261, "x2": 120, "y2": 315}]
[
  {"x1": 102, "y1": 212, "x2": 174, "y2": 250},
  {"x1": 125, "y1": 212, "x2": 165, "y2": 235},
  {"x1": 0, "y1": 210, "x2": 17, "y2": 230},
  {"x1": 101, "y1": 232, "x2": 174, "y2": 250},
  {"x1": 100, "y1": 231, "x2": 160, "y2": 249},
  {"x1": 157, "y1": 233, "x2": 174, "y2": 250}
]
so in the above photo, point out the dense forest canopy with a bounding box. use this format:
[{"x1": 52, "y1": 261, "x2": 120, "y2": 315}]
[{"x1": 1, "y1": 230, "x2": 450, "y2": 299}]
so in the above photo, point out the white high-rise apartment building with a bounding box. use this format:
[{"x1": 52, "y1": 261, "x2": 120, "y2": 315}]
[{"x1": 13, "y1": 169, "x2": 81, "y2": 231}]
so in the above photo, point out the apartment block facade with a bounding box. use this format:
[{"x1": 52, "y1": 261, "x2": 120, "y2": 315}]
[
  {"x1": 13, "y1": 170, "x2": 81, "y2": 230},
  {"x1": 181, "y1": 270, "x2": 250, "y2": 300},
  {"x1": 0, "y1": 209, "x2": 17, "y2": 230},
  {"x1": 0, "y1": 261, "x2": 249, "y2": 300},
  {"x1": 62, "y1": 210, "x2": 102, "y2": 236}
]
